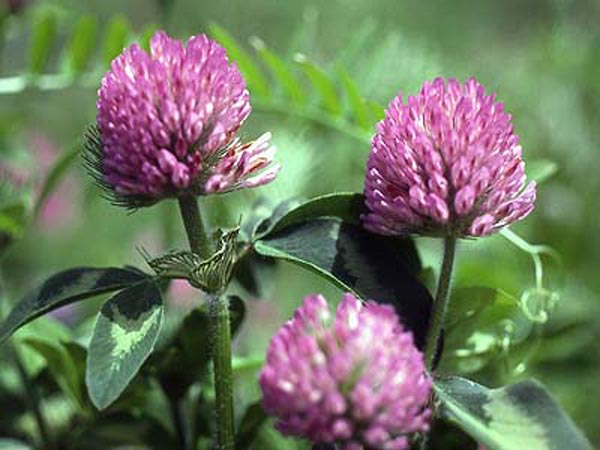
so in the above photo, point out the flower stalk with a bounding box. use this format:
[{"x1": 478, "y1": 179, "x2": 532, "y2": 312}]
[
  {"x1": 177, "y1": 195, "x2": 235, "y2": 450},
  {"x1": 424, "y1": 236, "x2": 457, "y2": 370}
]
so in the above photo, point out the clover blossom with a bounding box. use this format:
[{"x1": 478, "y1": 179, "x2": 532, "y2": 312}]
[
  {"x1": 260, "y1": 293, "x2": 431, "y2": 450},
  {"x1": 363, "y1": 77, "x2": 536, "y2": 237},
  {"x1": 90, "y1": 30, "x2": 279, "y2": 207}
]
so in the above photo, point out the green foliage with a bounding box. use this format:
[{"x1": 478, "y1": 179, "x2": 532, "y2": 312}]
[
  {"x1": 64, "y1": 15, "x2": 97, "y2": 75},
  {"x1": 28, "y1": 9, "x2": 58, "y2": 75},
  {"x1": 440, "y1": 287, "x2": 533, "y2": 374},
  {"x1": 22, "y1": 338, "x2": 88, "y2": 411},
  {"x1": 252, "y1": 194, "x2": 432, "y2": 347},
  {"x1": 0, "y1": 267, "x2": 150, "y2": 343},
  {"x1": 86, "y1": 279, "x2": 163, "y2": 409},
  {"x1": 208, "y1": 23, "x2": 270, "y2": 97},
  {"x1": 102, "y1": 15, "x2": 130, "y2": 67},
  {"x1": 236, "y1": 402, "x2": 268, "y2": 450},
  {"x1": 435, "y1": 377, "x2": 593, "y2": 450}
]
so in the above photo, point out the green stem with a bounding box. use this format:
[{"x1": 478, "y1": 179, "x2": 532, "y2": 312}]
[
  {"x1": 424, "y1": 236, "x2": 457, "y2": 370},
  {"x1": 10, "y1": 344, "x2": 53, "y2": 450},
  {"x1": 177, "y1": 195, "x2": 235, "y2": 450},
  {"x1": 209, "y1": 293, "x2": 235, "y2": 450},
  {"x1": 177, "y1": 194, "x2": 212, "y2": 258},
  {"x1": 168, "y1": 395, "x2": 188, "y2": 450}
]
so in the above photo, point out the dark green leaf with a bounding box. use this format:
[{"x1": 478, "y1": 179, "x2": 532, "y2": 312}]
[
  {"x1": 229, "y1": 295, "x2": 246, "y2": 336},
  {"x1": 254, "y1": 218, "x2": 431, "y2": 347},
  {"x1": 243, "y1": 197, "x2": 301, "y2": 241},
  {"x1": 236, "y1": 402, "x2": 268, "y2": 450},
  {"x1": 232, "y1": 250, "x2": 277, "y2": 297},
  {"x1": 435, "y1": 376, "x2": 593, "y2": 450},
  {"x1": 86, "y1": 280, "x2": 163, "y2": 409},
  {"x1": 208, "y1": 23, "x2": 269, "y2": 98},
  {"x1": 0, "y1": 267, "x2": 150, "y2": 343},
  {"x1": 440, "y1": 287, "x2": 533, "y2": 374},
  {"x1": 153, "y1": 308, "x2": 211, "y2": 400},
  {"x1": 295, "y1": 54, "x2": 341, "y2": 114},
  {"x1": 29, "y1": 10, "x2": 57, "y2": 74},
  {"x1": 251, "y1": 37, "x2": 305, "y2": 105},
  {"x1": 65, "y1": 15, "x2": 97, "y2": 74},
  {"x1": 102, "y1": 15, "x2": 130, "y2": 67},
  {"x1": 266, "y1": 192, "x2": 366, "y2": 236}
]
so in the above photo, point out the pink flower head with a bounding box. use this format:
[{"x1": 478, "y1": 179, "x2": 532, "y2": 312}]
[
  {"x1": 363, "y1": 77, "x2": 536, "y2": 237},
  {"x1": 260, "y1": 293, "x2": 431, "y2": 450},
  {"x1": 93, "y1": 30, "x2": 279, "y2": 207}
]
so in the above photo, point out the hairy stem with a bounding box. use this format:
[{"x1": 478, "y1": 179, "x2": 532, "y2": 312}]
[
  {"x1": 178, "y1": 194, "x2": 212, "y2": 258},
  {"x1": 424, "y1": 236, "x2": 457, "y2": 370},
  {"x1": 177, "y1": 195, "x2": 235, "y2": 450},
  {"x1": 210, "y1": 294, "x2": 235, "y2": 450}
]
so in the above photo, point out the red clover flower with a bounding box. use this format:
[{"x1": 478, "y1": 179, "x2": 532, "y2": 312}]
[
  {"x1": 363, "y1": 77, "x2": 536, "y2": 237},
  {"x1": 260, "y1": 293, "x2": 431, "y2": 450},
  {"x1": 88, "y1": 30, "x2": 279, "y2": 207}
]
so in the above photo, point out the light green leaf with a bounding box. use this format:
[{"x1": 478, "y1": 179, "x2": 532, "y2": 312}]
[
  {"x1": 440, "y1": 287, "x2": 533, "y2": 374},
  {"x1": 208, "y1": 23, "x2": 269, "y2": 98},
  {"x1": 29, "y1": 10, "x2": 58, "y2": 75},
  {"x1": 435, "y1": 377, "x2": 593, "y2": 450},
  {"x1": 86, "y1": 280, "x2": 163, "y2": 410},
  {"x1": 251, "y1": 36, "x2": 304, "y2": 105},
  {"x1": 0, "y1": 267, "x2": 150, "y2": 343},
  {"x1": 33, "y1": 142, "x2": 79, "y2": 219},
  {"x1": 65, "y1": 15, "x2": 97, "y2": 75},
  {"x1": 527, "y1": 159, "x2": 559, "y2": 184},
  {"x1": 0, "y1": 201, "x2": 27, "y2": 241},
  {"x1": 22, "y1": 338, "x2": 87, "y2": 410},
  {"x1": 294, "y1": 54, "x2": 341, "y2": 114},
  {"x1": 102, "y1": 15, "x2": 130, "y2": 67},
  {"x1": 338, "y1": 68, "x2": 371, "y2": 129},
  {"x1": 139, "y1": 23, "x2": 159, "y2": 52}
]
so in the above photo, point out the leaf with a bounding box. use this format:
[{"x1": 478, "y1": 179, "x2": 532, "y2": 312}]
[
  {"x1": 208, "y1": 23, "x2": 269, "y2": 98},
  {"x1": 102, "y1": 15, "x2": 130, "y2": 67},
  {"x1": 28, "y1": 10, "x2": 57, "y2": 74},
  {"x1": 435, "y1": 376, "x2": 593, "y2": 450},
  {"x1": 33, "y1": 142, "x2": 79, "y2": 219},
  {"x1": 0, "y1": 201, "x2": 27, "y2": 241},
  {"x1": 439, "y1": 287, "x2": 533, "y2": 374},
  {"x1": 0, "y1": 267, "x2": 150, "y2": 343},
  {"x1": 527, "y1": 159, "x2": 558, "y2": 184},
  {"x1": 236, "y1": 402, "x2": 268, "y2": 450},
  {"x1": 266, "y1": 192, "x2": 366, "y2": 236},
  {"x1": 294, "y1": 54, "x2": 341, "y2": 114},
  {"x1": 254, "y1": 218, "x2": 432, "y2": 347},
  {"x1": 65, "y1": 15, "x2": 97, "y2": 75},
  {"x1": 251, "y1": 36, "x2": 305, "y2": 105},
  {"x1": 139, "y1": 23, "x2": 160, "y2": 52},
  {"x1": 86, "y1": 280, "x2": 163, "y2": 410},
  {"x1": 229, "y1": 295, "x2": 246, "y2": 336},
  {"x1": 22, "y1": 338, "x2": 88, "y2": 410},
  {"x1": 152, "y1": 307, "x2": 211, "y2": 400},
  {"x1": 338, "y1": 68, "x2": 371, "y2": 129}
]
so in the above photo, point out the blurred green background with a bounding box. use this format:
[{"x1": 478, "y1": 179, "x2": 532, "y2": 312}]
[{"x1": 0, "y1": 0, "x2": 599, "y2": 447}]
